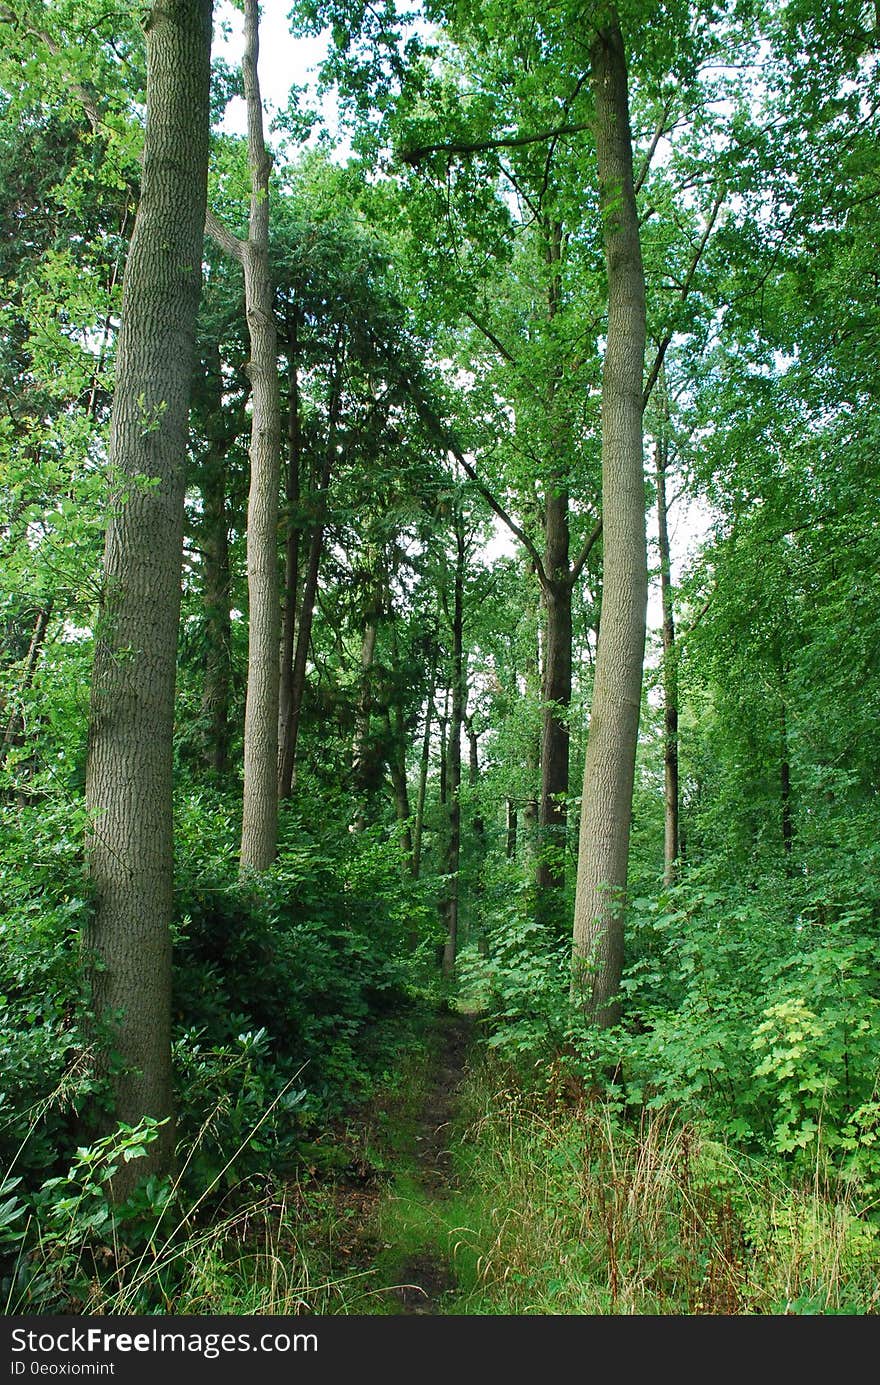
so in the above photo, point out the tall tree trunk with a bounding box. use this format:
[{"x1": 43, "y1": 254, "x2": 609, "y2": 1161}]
[
  {"x1": 351, "y1": 567, "x2": 382, "y2": 806},
  {"x1": 411, "y1": 670, "x2": 435, "y2": 881},
  {"x1": 199, "y1": 342, "x2": 232, "y2": 776},
  {"x1": 277, "y1": 367, "x2": 341, "y2": 796},
  {"x1": 538, "y1": 571, "x2": 572, "y2": 928},
  {"x1": 780, "y1": 698, "x2": 793, "y2": 864},
  {"x1": 442, "y1": 520, "x2": 465, "y2": 979},
  {"x1": 200, "y1": 448, "x2": 231, "y2": 776},
  {"x1": 506, "y1": 799, "x2": 518, "y2": 859},
  {"x1": 84, "y1": 0, "x2": 212, "y2": 1193},
  {"x1": 1, "y1": 601, "x2": 53, "y2": 764},
  {"x1": 386, "y1": 704, "x2": 414, "y2": 867},
  {"x1": 572, "y1": 13, "x2": 648, "y2": 1026},
  {"x1": 537, "y1": 220, "x2": 572, "y2": 927},
  {"x1": 277, "y1": 310, "x2": 302, "y2": 798},
  {"x1": 238, "y1": 0, "x2": 281, "y2": 872},
  {"x1": 655, "y1": 414, "x2": 679, "y2": 886}
]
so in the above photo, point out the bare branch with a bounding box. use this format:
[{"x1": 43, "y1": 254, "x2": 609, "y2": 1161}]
[
  {"x1": 634, "y1": 99, "x2": 674, "y2": 195},
  {"x1": 568, "y1": 516, "x2": 603, "y2": 586},
  {"x1": 447, "y1": 439, "x2": 548, "y2": 587},
  {"x1": 463, "y1": 308, "x2": 519, "y2": 366},
  {"x1": 643, "y1": 186, "x2": 725, "y2": 406},
  {"x1": 400, "y1": 122, "x2": 592, "y2": 167}
]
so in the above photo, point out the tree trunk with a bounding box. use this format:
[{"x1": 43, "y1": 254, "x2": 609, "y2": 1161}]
[
  {"x1": 442, "y1": 520, "x2": 465, "y2": 979},
  {"x1": 277, "y1": 310, "x2": 301, "y2": 799},
  {"x1": 277, "y1": 370, "x2": 340, "y2": 796},
  {"x1": 199, "y1": 344, "x2": 232, "y2": 777},
  {"x1": 537, "y1": 220, "x2": 572, "y2": 928},
  {"x1": 351, "y1": 572, "x2": 381, "y2": 805},
  {"x1": 84, "y1": 0, "x2": 212, "y2": 1193},
  {"x1": 1, "y1": 601, "x2": 53, "y2": 764},
  {"x1": 538, "y1": 571, "x2": 572, "y2": 929},
  {"x1": 572, "y1": 13, "x2": 648, "y2": 1026},
  {"x1": 655, "y1": 416, "x2": 679, "y2": 886},
  {"x1": 386, "y1": 704, "x2": 414, "y2": 867},
  {"x1": 238, "y1": 0, "x2": 281, "y2": 872},
  {"x1": 411, "y1": 672, "x2": 435, "y2": 881}
]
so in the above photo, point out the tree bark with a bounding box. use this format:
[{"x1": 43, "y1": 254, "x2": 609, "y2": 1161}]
[
  {"x1": 537, "y1": 220, "x2": 573, "y2": 929},
  {"x1": 411, "y1": 668, "x2": 436, "y2": 881},
  {"x1": 572, "y1": 13, "x2": 648, "y2": 1026},
  {"x1": 238, "y1": 0, "x2": 281, "y2": 872},
  {"x1": 538, "y1": 573, "x2": 572, "y2": 927},
  {"x1": 84, "y1": 0, "x2": 212, "y2": 1193},
  {"x1": 442, "y1": 519, "x2": 465, "y2": 979},
  {"x1": 1, "y1": 601, "x2": 53, "y2": 764},
  {"x1": 277, "y1": 309, "x2": 302, "y2": 799},
  {"x1": 655, "y1": 411, "x2": 679, "y2": 886},
  {"x1": 199, "y1": 344, "x2": 232, "y2": 777},
  {"x1": 277, "y1": 363, "x2": 341, "y2": 796}
]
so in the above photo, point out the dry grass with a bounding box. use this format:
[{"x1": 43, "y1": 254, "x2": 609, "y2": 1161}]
[{"x1": 441, "y1": 1062, "x2": 880, "y2": 1314}]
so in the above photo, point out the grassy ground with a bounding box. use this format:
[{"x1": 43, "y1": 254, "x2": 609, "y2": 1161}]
[
  {"x1": 8, "y1": 1004, "x2": 878, "y2": 1315},
  {"x1": 320, "y1": 1017, "x2": 880, "y2": 1316}
]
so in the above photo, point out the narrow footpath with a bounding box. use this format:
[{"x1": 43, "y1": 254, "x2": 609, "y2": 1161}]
[
  {"x1": 387, "y1": 1010, "x2": 476, "y2": 1313},
  {"x1": 334, "y1": 1007, "x2": 477, "y2": 1315}
]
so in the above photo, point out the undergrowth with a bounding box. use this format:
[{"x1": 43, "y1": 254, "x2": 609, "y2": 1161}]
[{"x1": 362, "y1": 1048, "x2": 880, "y2": 1316}]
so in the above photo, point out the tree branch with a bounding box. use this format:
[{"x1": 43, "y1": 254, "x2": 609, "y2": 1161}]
[
  {"x1": 400, "y1": 122, "x2": 592, "y2": 167},
  {"x1": 447, "y1": 439, "x2": 548, "y2": 586},
  {"x1": 464, "y1": 308, "x2": 519, "y2": 366},
  {"x1": 643, "y1": 186, "x2": 724, "y2": 406},
  {"x1": 634, "y1": 99, "x2": 674, "y2": 195},
  {"x1": 568, "y1": 516, "x2": 603, "y2": 586},
  {"x1": 204, "y1": 208, "x2": 245, "y2": 263}
]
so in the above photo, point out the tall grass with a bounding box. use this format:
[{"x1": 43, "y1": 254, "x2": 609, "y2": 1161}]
[
  {"x1": 410, "y1": 1058, "x2": 880, "y2": 1315},
  {"x1": 6, "y1": 1046, "x2": 877, "y2": 1316}
]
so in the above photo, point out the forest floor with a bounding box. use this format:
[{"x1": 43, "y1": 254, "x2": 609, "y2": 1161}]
[{"x1": 326, "y1": 1008, "x2": 478, "y2": 1315}]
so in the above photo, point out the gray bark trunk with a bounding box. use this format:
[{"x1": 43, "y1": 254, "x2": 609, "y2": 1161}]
[
  {"x1": 238, "y1": 0, "x2": 281, "y2": 872},
  {"x1": 84, "y1": 0, "x2": 212, "y2": 1193},
  {"x1": 655, "y1": 417, "x2": 679, "y2": 886},
  {"x1": 411, "y1": 668, "x2": 435, "y2": 881},
  {"x1": 277, "y1": 312, "x2": 301, "y2": 799},
  {"x1": 442, "y1": 521, "x2": 465, "y2": 979},
  {"x1": 1, "y1": 601, "x2": 53, "y2": 764},
  {"x1": 199, "y1": 344, "x2": 232, "y2": 777},
  {"x1": 572, "y1": 13, "x2": 648, "y2": 1025}
]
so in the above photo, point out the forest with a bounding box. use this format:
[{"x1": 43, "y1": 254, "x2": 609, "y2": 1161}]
[{"x1": 0, "y1": 0, "x2": 878, "y2": 1319}]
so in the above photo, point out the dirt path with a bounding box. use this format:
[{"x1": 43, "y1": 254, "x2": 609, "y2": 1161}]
[{"x1": 386, "y1": 1009, "x2": 476, "y2": 1314}]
